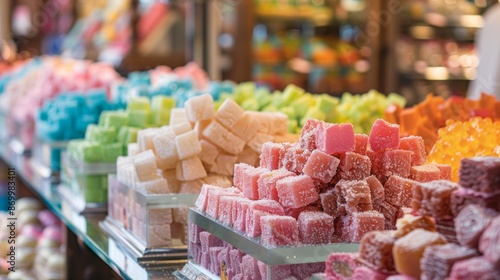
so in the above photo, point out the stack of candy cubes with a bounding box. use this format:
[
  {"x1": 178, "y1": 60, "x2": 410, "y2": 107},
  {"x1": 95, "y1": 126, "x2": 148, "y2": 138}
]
[
  {"x1": 63, "y1": 96, "x2": 175, "y2": 204},
  {"x1": 110, "y1": 94, "x2": 296, "y2": 248},
  {"x1": 188, "y1": 118, "x2": 452, "y2": 279},
  {"x1": 427, "y1": 117, "x2": 500, "y2": 181},
  {"x1": 319, "y1": 156, "x2": 500, "y2": 280},
  {"x1": 34, "y1": 90, "x2": 124, "y2": 170},
  {"x1": 385, "y1": 93, "x2": 500, "y2": 152}
]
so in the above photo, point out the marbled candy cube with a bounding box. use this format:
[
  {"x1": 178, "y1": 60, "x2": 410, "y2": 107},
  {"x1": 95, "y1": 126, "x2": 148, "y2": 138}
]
[
  {"x1": 257, "y1": 169, "x2": 296, "y2": 201},
  {"x1": 176, "y1": 157, "x2": 207, "y2": 181},
  {"x1": 448, "y1": 257, "x2": 500, "y2": 280},
  {"x1": 350, "y1": 211, "x2": 384, "y2": 242},
  {"x1": 459, "y1": 157, "x2": 500, "y2": 194},
  {"x1": 384, "y1": 175, "x2": 416, "y2": 207},
  {"x1": 393, "y1": 229, "x2": 447, "y2": 279},
  {"x1": 410, "y1": 164, "x2": 441, "y2": 182},
  {"x1": 455, "y1": 204, "x2": 495, "y2": 248},
  {"x1": 195, "y1": 184, "x2": 222, "y2": 212},
  {"x1": 451, "y1": 188, "x2": 500, "y2": 216},
  {"x1": 399, "y1": 136, "x2": 426, "y2": 166},
  {"x1": 420, "y1": 243, "x2": 478, "y2": 280},
  {"x1": 281, "y1": 145, "x2": 311, "y2": 174},
  {"x1": 153, "y1": 128, "x2": 178, "y2": 169},
  {"x1": 336, "y1": 180, "x2": 372, "y2": 215},
  {"x1": 209, "y1": 153, "x2": 237, "y2": 176},
  {"x1": 133, "y1": 150, "x2": 159, "y2": 182},
  {"x1": 369, "y1": 119, "x2": 400, "y2": 152},
  {"x1": 354, "y1": 134, "x2": 369, "y2": 155},
  {"x1": 215, "y1": 98, "x2": 244, "y2": 128},
  {"x1": 479, "y1": 216, "x2": 500, "y2": 266},
  {"x1": 359, "y1": 230, "x2": 396, "y2": 273},
  {"x1": 412, "y1": 180, "x2": 459, "y2": 220},
  {"x1": 260, "y1": 142, "x2": 284, "y2": 170},
  {"x1": 366, "y1": 175, "x2": 385, "y2": 203},
  {"x1": 299, "y1": 118, "x2": 321, "y2": 150},
  {"x1": 325, "y1": 253, "x2": 358, "y2": 279},
  {"x1": 339, "y1": 152, "x2": 371, "y2": 181},
  {"x1": 276, "y1": 175, "x2": 319, "y2": 209},
  {"x1": 260, "y1": 215, "x2": 299, "y2": 247},
  {"x1": 185, "y1": 94, "x2": 215, "y2": 122},
  {"x1": 297, "y1": 211, "x2": 334, "y2": 244},
  {"x1": 382, "y1": 149, "x2": 413, "y2": 178},
  {"x1": 302, "y1": 150, "x2": 340, "y2": 183},
  {"x1": 203, "y1": 121, "x2": 245, "y2": 155},
  {"x1": 320, "y1": 189, "x2": 338, "y2": 217},
  {"x1": 316, "y1": 122, "x2": 355, "y2": 155},
  {"x1": 231, "y1": 112, "x2": 259, "y2": 143},
  {"x1": 175, "y1": 130, "x2": 202, "y2": 160}
]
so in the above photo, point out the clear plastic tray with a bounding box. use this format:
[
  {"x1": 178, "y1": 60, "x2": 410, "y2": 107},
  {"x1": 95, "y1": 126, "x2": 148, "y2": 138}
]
[
  {"x1": 32, "y1": 137, "x2": 68, "y2": 172},
  {"x1": 107, "y1": 175, "x2": 198, "y2": 250}
]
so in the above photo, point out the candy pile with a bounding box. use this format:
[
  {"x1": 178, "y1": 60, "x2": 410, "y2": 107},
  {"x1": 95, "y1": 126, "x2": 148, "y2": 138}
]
[
  {"x1": 0, "y1": 198, "x2": 65, "y2": 280},
  {"x1": 193, "y1": 119, "x2": 452, "y2": 250},
  {"x1": 385, "y1": 93, "x2": 500, "y2": 152},
  {"x1": 188, "y1": 224, "x2": 325, "y2": 279},
  {"x1": 427, "y1": 117, "x2": 500, "y2": 181},
  {"x1": 319, "y1": 157, "x2": 500, "y2": 280}
]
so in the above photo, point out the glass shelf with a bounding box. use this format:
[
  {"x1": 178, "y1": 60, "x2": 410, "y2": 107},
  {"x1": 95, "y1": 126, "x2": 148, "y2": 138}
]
[
  {"x1": 188, "y1": 208, "x2": 360, "y2": 266},
  {"x1": 0, "y1": 141, "x2": 184, "y2": 280}
]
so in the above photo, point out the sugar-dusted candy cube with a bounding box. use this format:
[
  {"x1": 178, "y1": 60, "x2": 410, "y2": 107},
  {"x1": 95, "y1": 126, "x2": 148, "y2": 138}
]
[
  {"x1": 260, "y1": 142, "x2": 283, "y2": 170},
  {"x1": 320, "y1": 189, "x2": 338, "y2": 217},
  {"x1": 233, "y1": 163, "x2": 250, "y2": 190},
  {"x1": 366, "y1": 175, "x2": 384, "y2": 203},
  {"x1": 412, "y1": 180, "x2": 459, "y2": 220},
  {"x1": 459, "y1": 157, "x2": 500, "y2": 194},
  {"x1": 393, "y1": 229, "x2": 447, "y2": 279},
  {"x1": 237, "y1": 145, "x2": 260, "y2": 167},
  {"x1": 246, "y1": 200, "x2": 285, "y2": 238},
  {"x1": 85, "y1": 124, "x2": 116, "y2": 144},
  {"x1": 199, "y1": 231, "x2": 223, "y2": 254},
  {"x1": 175, "y1": 130, "x2": 202, "y2": 160},
  {"x1": 299, "y1": 118, "x2": 321, "y2": 150},
  {"x1": 258, "y1": 262, "x2": 293, "y2": 279},
  {"x1": 455, "y1": 204, "x2": 495, "y2": 248},
  {"x1": 410, "y1": 164, "x2": 441, "y2": 182},
  {"x1": 368, "y1": 119, "x2": 400, "y2": 152},
  {"x1": 148, "y1": 224, "x2": 172, "y2": 247},
  {"x1": 148, "y1": 208, "x2": 173, "y2": 225},
  {"x1": 257, "y1": 169, "x2": 296, "y2": 201},
  {"x1": 133, "y1": 150, "x2": 159, "y2": 182},
  {"x1": 137, "y1": 128, "x2": 157, "y2": 152},
  {"x1": 249, "y1": 199, "x2": 285, "y2": 214},
  {"x1": 420, "y1": 243, "x2": 478, "y2": 280},
  {"x1": 354, "y1": 134, "x2": 369, "y2": 155},
  {"x1": 172, "y1": 122, "x2": 192, "y2": 136},
  {"x1": 479, "y1": 216, "x2": 500, "y2": 266},
  {"x1": 267, "y1": 113, "x2": 288, "y2": 135},
  {"x1": 169, "y1": 108, "x2": 188, "y2": 126},
  {"x1": 336, "y1": 180, "x2": 372, "y2": 215},
  {"x1": 233, "y1": 198, "x2": 252, "y2": 232},
  {"x1": 216, "y1": 98, "x2": 244, "y2": 129},
  {"x1": 185, "y1": 94, "x2": 215, "y2": 122},
  {"x1": 240, "y1": 165, "x2": 267, "y2": 200},
  {"x1": 451, "y1": 188, "x2": 500, "y2": 216},
  {"x1": 382, "y1": 149, "x2": 413, "y2": 178},
  {"x1": 297, "y1": 211, "x2": 334, "y2": 244},
  {"x1": 399, "y1": 136, "x2": 426, "y2": 166},
  {"x1": 188, "y1": 223, "x2": 202, "y2": 245},
  {"x1": 206, "y1": 189, "x2": 239, "y2": 219},
  {"x1": 209, "y1": 153, "x2": 237, "y2": 176},
  {"x1": 435, "y1": 164, "x2": 452, "y2": 180},
  {"x1": 339, "y1": 152, "x2": 371, "y2": 181},
  {"x1": 128, "y1": 143, "x2": 139, "y2": 156},
  {"x1": 230, "y1": 249, "x2": 244, "y2": 274},
  {"x1": 242, "y1": 255, "x2": 260, "y2": 279},
  {"x1": 218, "y1": 196, "x2": 241, "y2": 226},
  {"x1": 384, "y1": 175, "x2": 416, "y2": 207},
  {"x1": 231, "y1": 112, "x2": 259, "y2": 143},
  {"x1": 302, "y1": 150, "x2": 340, "y2": 183},
  {"x1": 316, "y1": 122, "x2": 355, "y2": 155},
  {"x1": 198, "y1": 139, "x2": 219, "y2": 166},
  {"x1": 375, "y1": 200, "x2": 400, "y2": 230},
  {"x1": 200, "y1": 252, "x2": 210, "y2": 270},
  {"x1": 153, "y1": 127, "x2": 178, "y2": 169},
  {"x1": 193, "y1": 118, "x2": 211, "y2": 139},
  {"x1": 247, "y1": 133, "x2": 274, "y2": 153},
  {"x1": 276, "y1": 175, "x2": 319, "y2": 209},
  {"x1": 393, "y1": 215, "x2": 435, "y2": 238},
  {"x1": 350, "y1": 211, "x2": 384, "y2": 242},
  {"x1": 351, "y1": 266, "x2": 391, "y2": 280},
  {"x1": 325, "y1": 253, "x2": 358, "y2": 279},
  {"x1": 291, "y1": 263, "x2": 325, "y2": 279},
  {"x1": 195, "y1": 184, "x2": 222, "y2": 212},
  {"x1": 281, "y1": 145, "x2": 311, "y2": 174},
  {"x1": 136, "y1": 178, "x2": 171, "y2": 194},
  {"x1": 449, "y1": 257, "x2": 500, "y2": 280},
  {"x1": 176, "y1": 157, "x2": 207, "y2": 181},
  {"x1": 260, "y1": 215, "x2": 299, "y2": 247},
  {"x1": 203, "y1": 121, "x2": 245, "y2": 155},
  {"x1": 359, "y1": 230, "x2": 396, "y2": 273}
]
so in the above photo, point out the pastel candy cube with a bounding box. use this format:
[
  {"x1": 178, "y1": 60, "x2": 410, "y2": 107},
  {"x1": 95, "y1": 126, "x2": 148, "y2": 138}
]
[
  {"x1": 260, "y1": 215, "x2": 299, "y2": 247},
  {"x1": 219, "y1": 196, "x2": 241, "y2": 226},
  {"x1": 233, "y1": 198, "x2": 252, "y2": 232},
  {"x1": 128, "y1": 97, "x2": 150, "y2": 111},
  {"x1": 172, "y1": 122, "x2": 192, "y2": 136},
  {"x1": 393, "y1": 229, "x2": 447, "y2": 279},
  {"x1": 257, "y1": 169, "x2": 295, "y2": 201},
  {"x1": 169, "y1": 108, "x2": 188, "y2": 126},
  {"x1": 350, "y1": 211, "x2": 385, "y2": 242},
  {"x1": 185, "y1": 94, "x2": 215, "y2": 122},
  {"x1": 148, "y1": 208, "x2": 173, "y2": 225},
  {"x1": 203, "y1": 121, "x2": 245, "y2": 155},
  {"x1": 137, "y1": 128, "x2": 158, "y2": 152},
  {"x1": 85, "y1": 124, "x2": 116, "y2": 144},
  {"x1": 384, "y1": 175, "x2": 416, "y2": 207},
  {"x1": 198, "y1": 139, "x2": 219, "y2": 167},
  {"x1": 128, "y1": 110, "x2": 148, "y2": 127},
  {"x1": 320, "y1": 190, "x2": 338, "y2": 217},
  {"x1": 412, "y1": 180, "x2": 459, "y2": 220},
  {"x1": 459, "y1": 157, "x2": 500, "y2": 194},
  {"x1": 365, "y1": 175, "x2": 385, "y2": 203},
  {"x1": 102, "y1": 143, "x2": 123, "y2": 162},
  {"x1": 180, "y1": 179, "x2": 203, "y2": 194},
  {"x1": 237, "y1": 145, "x2": 260, "y2": 167},
  {"x1": 241, "y1": 165, "x2": 267, "y2": 200},
  {"x1": 148, "y1": 224, "x2": 172, "y2": 247},
  {"x1": 382, "y1": 149, "x2": 413, "y2": 178},
  {"x1": 176, "y1": 157, "x2": 207, "y2": 181},
  {"x1": 354, "y1": 133, "x2": 369, "y2": 155},
  {"x1": 299, "y1": 118, "x2": 321, "y2": 150},
  {"x1": 233, "y1": 163, "x2": 250, "y2": 190},
  {"x1": 153, "y1": 128, "x2": 178, "y2": 169},
  {"x1": 336, "y1": 180, "x2": 372, "y2": 215},
  {"x1": 206, "y1": 190, "x2": 239, "y2": 219},
  {"x1": 302, "y1": 150, "x2": 340, "y2": 183},
  {"x1": 246, "y1": 200, "x2": 285, "y2": 237},
  {"x1": 101, "y1": 111, "x2": 128, "y2": 129},
  {"x1": 216, "y1": 98, "x2": 244, "y2": 129},
  {"x1": 175, "y1": 130, "x2": 202, "y2": 160},
  {"x1": 231, "y1": 112, "x2": 259, "y2": 142},
  {"x1": 339, "y1": 152, "x2": 371, "y2": 181},
  {"x1": 276, "y1": 175, "x2": 319, "y2": 209},
  {"x1": 297, "y1": 211, "x2": 334, "y2": 244},
  {"x1": 399, "y1": 136, "x2": 426, "y2": 165},
  {"x1": 136, "y1": 178, "x2": 171, "y2": 194},
  {"x1": 128, "y1": 143, "x2": 139, "y2": 156},
  {"x1": 247, "y1": 133, "x2": 274, "y2": 153},
  {"x1": 410, "y1": 164, "x2": 441, "y2": 182},
  {"x1": 359, "y1": 230, "x2": 396, "y2": 273},
  {"x1": 194, "y1": 119, "x2": 212, "y2": 139},
  {"x1": 315, "y1": 122, "x2": 355, "y2": 155},
  {"x1": 133, "y1": 150, "x2": 159, "y2": 182},
  {"x1": 368, "y1": 119, "x2": 400, "y2": 152},
  {"x1": 209, "y1": 153, "x2": 237, "y2": 176},
  {"x1": 268, "y1": 113, "x2": 288, "y2": 135},
  {"x1": 260, "y1": 142, "x2": 283, "y2": 170}
]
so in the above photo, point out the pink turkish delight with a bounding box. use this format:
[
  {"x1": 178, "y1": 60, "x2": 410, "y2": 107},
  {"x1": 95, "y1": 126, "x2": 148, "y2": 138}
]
[
  {"x1": 297, "y1": 211, "x2": 334, "y2": 244},
  {"x1": 339, "y1": 152, "x2": 372, "y2": 181},
  {"x1": 242, "y1": 255, "x2": 260, "y2": 279},
  {"x1": 325, "y1": 253, "x2": 358, "y2": 279},
  {"x1": 451, "y1": 188, "x2": 500, "y2": 216},
  {"x1": 410, "y1": 164, "x2": 441, "y2": 182},
  {"x1": 281, "y1": 145, "x2": 311, "y2": 174},
  {"x1": 299, "y1": 118, "x2": 321, "y2": 150},
  {"x1": 384, "y1": 175, "x2": 416, "y2": 207},
  {"x1": 368, "y1": 119, "x2": 400, "y2": 152},
  {"x1": 233, "y1": 198, "x2": 252, "y2": 232},
  {"x1": 206, "y1": 189, "x2": 239, "y2": 218},
  {"x1": 354, "y1": 134, "x2": 369, "y2": 155},
  {"x1": 479, "y1": 216, "x2": 500, "y2": 266},
  {"x1": 399, "y1": 136, "x2": 426, "y2": 166},
  {"x1": 350, "y1": 211, "x2": 385, "y2": 242},
  {"x1": 320, "y1": 190, "x2": 338, "y2": 217},
  {"x1": 260, "y1": 142, "x2": 283, "y2": 170},
  {"x1": 359, "y1": 230, "x2": 396, "y2": 273},
  {"x1": 292, "y1": 263, "x2": 325, "y2": 279},
  {"x1": 302, "y1": 150, "x2": 340, "y2": 183},
  {"x1": 366, "y1": 175, "x2": 385, "y2": 203},
  {"x1": 382, "y1": 149, "x2": 413, "y2": 178},
  {"x1": 412, "y1": 180, "x2": 459, "y2": 220},
  {"x1": 336, "y1": 180, "x2": 372, "y2": 215},
  {"x1": 448, "y1": 257, "x2": 500, "y2": 280},
  {"x1": 199, "y1": 232, "x2": 223, "y2": 254},
  {"x1": 260, "y1": 215, "x2": 300, "y2": 247},
  {"x1": 316, "y1": 122, "x2": 355, "y2": 155},
  {"x1": 195, "y1": 184, "x2": 223, "y2": 212},
  {"x1": 241, "y1": 165, "x2": 267, "y2": 200},
  {"x1": 229, "y1": 249, "x2": 244, "y2": 274},
  {"x1": 257, "y1": 169, "x2": 296, "y2": 201},
  {"x1": 276, "y1": 175, "x2": 319, "y2": 209}
]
